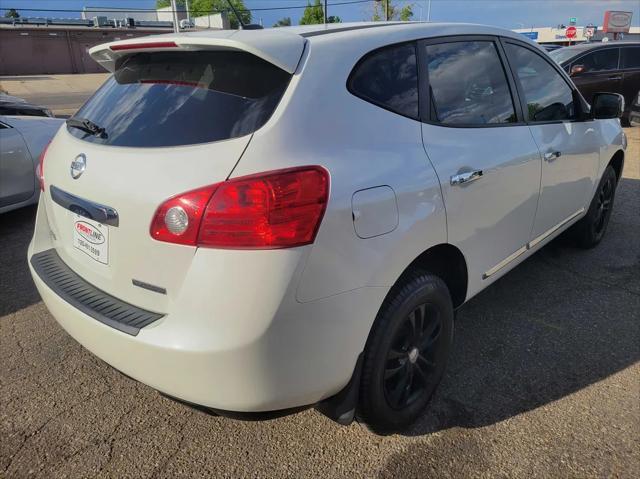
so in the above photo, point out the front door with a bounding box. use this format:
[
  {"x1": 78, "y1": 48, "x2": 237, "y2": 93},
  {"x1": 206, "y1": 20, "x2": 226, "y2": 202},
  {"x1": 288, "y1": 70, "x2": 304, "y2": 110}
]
[
  {"x1": 620, "y1": 46, "x2": 640, "y2": 117},
  {"x1": 419, "y1": 38, "x2": 542, "y2": 295},
  {"x1": 503, "y1": 40, "x2": 601, "y2": 241}
]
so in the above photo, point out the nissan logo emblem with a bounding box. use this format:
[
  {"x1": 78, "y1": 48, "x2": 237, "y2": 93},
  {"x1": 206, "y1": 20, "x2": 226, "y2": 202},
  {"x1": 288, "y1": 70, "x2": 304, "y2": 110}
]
[{"x1": 71, "y1": 153, "x2": 86, "y2": 179}]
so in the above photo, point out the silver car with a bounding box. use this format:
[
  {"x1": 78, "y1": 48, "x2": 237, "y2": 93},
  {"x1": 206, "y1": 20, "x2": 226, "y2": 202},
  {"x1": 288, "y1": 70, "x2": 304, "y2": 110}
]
[{"x1": 0, "y1": 115, "x2": 63, "y2": 214}]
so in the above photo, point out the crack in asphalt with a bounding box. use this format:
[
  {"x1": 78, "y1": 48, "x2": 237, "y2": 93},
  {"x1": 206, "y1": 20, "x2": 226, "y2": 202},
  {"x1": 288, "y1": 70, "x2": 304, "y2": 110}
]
[
  {"x1": 149, "y1": 413, "x2": 194, "y2": 479},
  {"x1": 45, "y1": 402, "x2": 139, "y2": 476},
  {"x1": 3, "y1": 385, "x2": 106, "y2": 475}
]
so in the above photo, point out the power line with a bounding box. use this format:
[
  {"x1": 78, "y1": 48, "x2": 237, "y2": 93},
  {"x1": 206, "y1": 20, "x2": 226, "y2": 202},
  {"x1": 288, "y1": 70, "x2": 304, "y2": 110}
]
[{"x1": 0, "y1": 0, "x2": 372, "y2": 15}]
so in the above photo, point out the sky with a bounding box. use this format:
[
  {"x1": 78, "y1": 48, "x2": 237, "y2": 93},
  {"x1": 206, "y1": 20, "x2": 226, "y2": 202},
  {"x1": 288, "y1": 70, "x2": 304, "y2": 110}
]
[{"x1": 1, "y1": 0, "x2": 639, "y2": 29}]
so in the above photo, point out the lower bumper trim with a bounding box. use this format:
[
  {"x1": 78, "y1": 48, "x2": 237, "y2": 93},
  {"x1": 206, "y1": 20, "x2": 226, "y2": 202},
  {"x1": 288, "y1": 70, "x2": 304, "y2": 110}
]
[{"x1": 31, "y1": 248, "x2": 163, "y2": 336}]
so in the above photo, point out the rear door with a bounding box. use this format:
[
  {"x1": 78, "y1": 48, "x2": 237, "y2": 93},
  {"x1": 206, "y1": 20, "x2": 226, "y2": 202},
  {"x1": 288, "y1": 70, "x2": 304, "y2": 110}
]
[
  {"x1": 503, "y1": 40, "x2": 601, "y2": 242},
  {"x1": 419, "y1": 37, "x2": 542, "y2": 292},
  {"x1": 42, "y1": 49, "x2": 292, "y2": 312},
  {"x1": 620, "y1": 45, "x2": 640, "y2": 116},
  {"x1": 569, "y1": 47, "x2": 621, "y2": 104}
]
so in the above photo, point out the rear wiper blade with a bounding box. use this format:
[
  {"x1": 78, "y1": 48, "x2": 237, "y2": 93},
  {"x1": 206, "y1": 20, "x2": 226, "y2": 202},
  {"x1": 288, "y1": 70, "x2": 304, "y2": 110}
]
[{"x1": 67, "y1": 117, "x2": 107, "y2": 138}]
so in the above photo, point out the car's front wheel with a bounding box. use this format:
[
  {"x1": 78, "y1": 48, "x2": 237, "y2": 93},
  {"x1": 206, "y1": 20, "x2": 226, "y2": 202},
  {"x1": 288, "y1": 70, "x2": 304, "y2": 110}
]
[
  {"x1": 572, "y1": 165, "x2": 618, "y2": 249},
  {"x1": 357, "y1": 273, "x2": 454, "y2": 434}
]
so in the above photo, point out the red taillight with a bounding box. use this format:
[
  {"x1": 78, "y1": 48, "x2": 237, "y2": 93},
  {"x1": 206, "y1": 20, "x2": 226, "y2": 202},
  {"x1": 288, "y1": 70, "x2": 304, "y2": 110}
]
[
  {"x1": 37, "y1": 142, "x2": 50, "y2": 192},
  {"x1": 150, "y1": 166, "x2": 330, "y2": 249},
  {"x1": 150, "y1": 185, "x2": 217, "y2": 246},
  {"x1": 110, "y1": 41, "x2": 178, "y2": 51}
]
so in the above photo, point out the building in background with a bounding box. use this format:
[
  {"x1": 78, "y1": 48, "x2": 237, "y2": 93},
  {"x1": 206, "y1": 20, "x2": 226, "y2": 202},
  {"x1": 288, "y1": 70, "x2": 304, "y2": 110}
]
[
  {"x1": 514, "y1": 25, "x2": 640, "y2": 46},
  {"x1": 0, "y1": 7, "x2": 228, "y2": 75},
  {"x1": 194, "y1": 12, "x2": 229, "y2": 29},
  {"x1": 514, "y1": 10, "x2": 638, "y2": 47},
  {"x1": 156, "y1": 5, "x2": 187, "y2": 23},
  {"x1": 81, "y1": 6, "x2": 159, "y2": 22},
  {"x1": 514, "y1": 26, "x2": 640, "y2": 46}
]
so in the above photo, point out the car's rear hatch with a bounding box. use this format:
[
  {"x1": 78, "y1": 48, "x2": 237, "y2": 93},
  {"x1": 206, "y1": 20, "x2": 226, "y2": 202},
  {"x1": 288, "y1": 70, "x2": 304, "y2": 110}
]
[{"x1": 40, "y1": 33, "x2": 304, "y2": 313}]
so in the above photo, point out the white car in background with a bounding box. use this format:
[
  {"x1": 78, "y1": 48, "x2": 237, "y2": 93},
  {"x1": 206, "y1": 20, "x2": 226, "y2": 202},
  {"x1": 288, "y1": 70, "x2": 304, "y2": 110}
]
[
  {"x1": 28, "y1": 22, "x2": 625, "y2": 433},
  {"x1": 1, "y1": 115, "x2": 63, "y2": 214}
]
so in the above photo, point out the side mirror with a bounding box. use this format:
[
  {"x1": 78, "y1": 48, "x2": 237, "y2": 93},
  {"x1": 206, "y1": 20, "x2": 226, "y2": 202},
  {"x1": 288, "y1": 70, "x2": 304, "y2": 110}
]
[
  {"x1": 592, "y1": 92, "x2": 625, "y2": 120},
  {"x1": 570, "y1": 64, "x2": 585, "y2": 76}
]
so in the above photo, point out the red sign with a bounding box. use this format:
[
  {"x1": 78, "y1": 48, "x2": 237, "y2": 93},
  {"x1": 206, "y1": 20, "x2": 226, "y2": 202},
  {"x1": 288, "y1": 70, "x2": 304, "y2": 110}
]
[
  {"x1": 565, "y1": 26, "x2": 577, "y2": 38},
  {"x1": 603, "y1": 11, "x2": 633, "y2": 33}
]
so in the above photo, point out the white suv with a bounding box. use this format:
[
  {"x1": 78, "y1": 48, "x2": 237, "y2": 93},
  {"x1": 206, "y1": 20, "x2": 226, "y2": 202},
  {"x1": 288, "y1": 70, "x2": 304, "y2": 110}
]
[{"x1": 29, "y1": 22, "x2": 626, "y2": 433}]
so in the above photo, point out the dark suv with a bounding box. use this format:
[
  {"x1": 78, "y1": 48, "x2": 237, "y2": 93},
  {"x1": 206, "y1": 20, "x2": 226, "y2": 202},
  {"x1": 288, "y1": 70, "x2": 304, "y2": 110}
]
[{"x1": 550, "y1": 42, "x2": 640, "y2": 123}]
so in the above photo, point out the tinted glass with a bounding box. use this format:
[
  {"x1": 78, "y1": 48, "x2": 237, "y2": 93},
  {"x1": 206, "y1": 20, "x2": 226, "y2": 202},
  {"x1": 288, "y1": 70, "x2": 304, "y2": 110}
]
[
  {"x1": 578, "y1": 48, "x2": 619, "y2": 72},
  {"x1": 425, "y1": 41, "x2": 516, "y2": 125},
  {"x1": 349, "y1": 42, "x2": 418, "y2": 119},
  {"x1": 506, "y1": 43, "x2": 575, "y2": 122},
  {"x1": 621, "y1": 47, "x2": 640, "y2": 69},
  {"x1": 9, "y1": 107, "x2": 48, "y2": 117},
  {"x1": 549, "y1": 47, "x2": 580, "y2": 65},
  {"x1": 68, "y1": 51, "x2": 291, "y2": 147}
]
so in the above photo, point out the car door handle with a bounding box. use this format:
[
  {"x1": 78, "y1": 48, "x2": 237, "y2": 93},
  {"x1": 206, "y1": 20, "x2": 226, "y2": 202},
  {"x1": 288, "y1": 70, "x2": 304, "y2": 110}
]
[
  {"x1": 450, "y1": 170, "x2": 483, "y2": 186},
  {"x1": 544, "y1": 151, "x2": 561, "y2": 162},
  {"x1": 607, "y1": 75, "x2": 622, "y2": 80}
]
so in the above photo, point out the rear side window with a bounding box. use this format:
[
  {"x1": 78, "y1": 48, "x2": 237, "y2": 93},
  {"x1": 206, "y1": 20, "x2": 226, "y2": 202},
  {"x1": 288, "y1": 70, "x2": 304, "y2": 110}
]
[
  {"x1": 425, "y1": 41, "x2": 516, "y2": 125},
  {"x1": 349, "y1": 42, "x2": 419, "y2": 120},
  {"x1": 67, "y1": 51, "x2": 291, "y2": 147},
  {"x1": 505, "y1": 43, "x2": 575, "y2": 122},
  {"x1": 576, "y1": 48, "x2": 619, "y2": 72},
  {"x1": 621, "y1": 47, "x2": 640, "y2": 69}
]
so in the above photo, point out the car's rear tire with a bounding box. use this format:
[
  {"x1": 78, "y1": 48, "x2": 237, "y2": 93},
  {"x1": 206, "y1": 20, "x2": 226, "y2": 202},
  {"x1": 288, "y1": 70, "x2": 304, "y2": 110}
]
[
  {"x1": 572, "y1": 165, "x2": 617, "y2": 249},
  {"x1": 356, "y1": 273, "x2": 454, "y2": 434}
]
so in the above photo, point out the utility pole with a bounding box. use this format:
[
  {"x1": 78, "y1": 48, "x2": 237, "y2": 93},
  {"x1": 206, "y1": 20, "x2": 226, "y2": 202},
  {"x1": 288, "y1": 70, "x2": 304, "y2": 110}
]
[
  {"x1": 171, "y1": 0, "x2": 179, "y2": 32},
  {"x1": 385, "y1": 0, "x2": 389, "y2": 21},
  {"x1": 324, "y1": 0, "x2": 328, "y2": 24},
  {"x1": 427, "y1": 0, "x2": 431, "y2": 21},
  {"x1": 185, "y1": 0, "x2": 190, "y2": 22}
]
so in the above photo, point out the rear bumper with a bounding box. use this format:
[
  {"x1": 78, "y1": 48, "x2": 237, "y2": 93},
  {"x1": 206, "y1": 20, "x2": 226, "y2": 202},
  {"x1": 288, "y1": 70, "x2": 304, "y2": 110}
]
[{"x1": 29, "y1": 199, "x2": 385, "y2": 412}]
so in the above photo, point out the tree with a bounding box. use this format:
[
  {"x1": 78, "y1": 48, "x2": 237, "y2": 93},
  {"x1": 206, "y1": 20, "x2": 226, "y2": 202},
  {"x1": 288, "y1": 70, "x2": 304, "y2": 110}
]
[
  {"x1": 156, "y1": 0, "x2": 251, "y2": 29},
  {"x1": 299, "y1": 0, "x2": 341, "y2": 25},
  {"x1": 299, "y1": 0, "x2": 324, "y2": 25},
  {"x1": 156, "y1": 0, "x2": 184, "y2": 7},
  {"x1": 4, "y1": 8, "x2": 20, "y2": 18},
  {"x1": 399, "y1": 5, "x2": 413, "y2": 21},
  {"x1": 273, "y1": 17, "x2": 292, "y2": 28},
  {"x1": 372, "y1": 1, "x2": 413, "y2": 22}
]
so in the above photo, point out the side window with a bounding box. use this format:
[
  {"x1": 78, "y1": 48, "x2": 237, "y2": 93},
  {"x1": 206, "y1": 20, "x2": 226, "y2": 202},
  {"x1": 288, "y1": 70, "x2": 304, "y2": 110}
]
[
  {"x1": 505, "y1": 43, "x2": 575, "y2": 123},
  {"x1": 349, "y1": 42, "x2": 418, "y2": 120},
  {"x1": 578, "y1": 49, "x2": 619, "y2": 72},
  {"x1": 621, "y1": 47, "x2": 640, "y2": 69},
  {"x1": 425, "y1": 41, "x2": 516, "y2": 125}
]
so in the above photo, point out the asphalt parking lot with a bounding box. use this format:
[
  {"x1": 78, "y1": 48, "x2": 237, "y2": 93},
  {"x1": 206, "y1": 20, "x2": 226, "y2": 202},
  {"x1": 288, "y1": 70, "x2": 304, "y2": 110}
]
[
  {"x1": 1, "y1": 114, "x2": 639, "y2": 476},
  {"x1": 0, "y1": 74, "x2": 109, "y2": 117}
]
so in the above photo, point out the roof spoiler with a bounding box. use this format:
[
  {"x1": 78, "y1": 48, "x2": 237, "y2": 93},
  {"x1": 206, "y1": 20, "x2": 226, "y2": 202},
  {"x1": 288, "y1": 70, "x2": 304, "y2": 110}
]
[{"x1": 89, "y1": 31, "x2": 306, "y2": 74}]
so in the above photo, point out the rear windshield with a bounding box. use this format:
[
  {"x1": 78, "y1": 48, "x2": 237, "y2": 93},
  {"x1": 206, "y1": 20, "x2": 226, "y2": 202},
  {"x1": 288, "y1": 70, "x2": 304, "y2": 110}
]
[{"x1": 68, "y1": 51, "x2": 291, "y2": 147}]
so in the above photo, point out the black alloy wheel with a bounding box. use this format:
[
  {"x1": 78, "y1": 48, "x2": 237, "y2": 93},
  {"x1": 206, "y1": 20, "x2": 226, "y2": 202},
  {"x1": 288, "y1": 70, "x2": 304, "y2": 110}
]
[
  {"x1": 357, "y1": 273, "x2": 454, "y2": 434},
  {"x1": 572, "y1": 165, "x2": 617, "y2": 249},
  {"x1": 383, "y1": 303, "x2": 442, "y2": 410}
]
